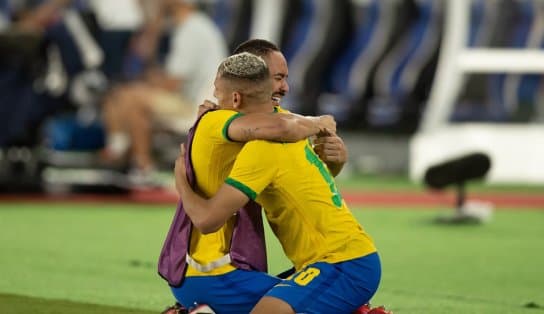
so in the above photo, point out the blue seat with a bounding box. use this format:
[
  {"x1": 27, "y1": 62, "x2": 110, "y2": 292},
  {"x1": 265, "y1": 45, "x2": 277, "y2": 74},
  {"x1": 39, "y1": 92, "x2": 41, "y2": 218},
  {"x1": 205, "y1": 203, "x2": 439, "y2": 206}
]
[
  {"x1": 207, "y1": 0, "x2": 252, "y2": 52},
  {"x1": 281, "y1": 0, "x2": 314, "y2": 63},
  {"x1": 281, "y1": 0, "x2": 352, "y2": 115},
  {"x1": 452, "y1": 0, "x2": 539, "y2": 122},
  {"x1": 316, "y1": 0, "x2": 399, "y2": 126},
  {"x1": 501, "y1": 0, "x2": 542, "y2": 121},
  {"x1": 367, "y1": 0, "x2": 443, "y2": 132}
]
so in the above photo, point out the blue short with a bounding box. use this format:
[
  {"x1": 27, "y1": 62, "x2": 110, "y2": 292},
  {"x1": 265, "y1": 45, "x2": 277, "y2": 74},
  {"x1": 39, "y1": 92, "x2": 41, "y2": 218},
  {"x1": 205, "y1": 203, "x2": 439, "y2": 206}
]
[
  {"x1": 171, "y1": 269, "x2": 281, "y2": 314},
  {"x1": 265, "y1": 252, "x2": 381, "y2": 314}
]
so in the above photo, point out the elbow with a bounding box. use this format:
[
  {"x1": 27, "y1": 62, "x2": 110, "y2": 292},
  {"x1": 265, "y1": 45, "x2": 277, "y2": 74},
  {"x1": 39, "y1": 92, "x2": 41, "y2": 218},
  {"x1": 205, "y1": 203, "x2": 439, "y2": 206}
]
[
  {"x1": 191, "y1": 214, "x2": 223, "y2": 234},
  {"x1": 274, "y1": 119, "x2": 299, "y2": 142}
]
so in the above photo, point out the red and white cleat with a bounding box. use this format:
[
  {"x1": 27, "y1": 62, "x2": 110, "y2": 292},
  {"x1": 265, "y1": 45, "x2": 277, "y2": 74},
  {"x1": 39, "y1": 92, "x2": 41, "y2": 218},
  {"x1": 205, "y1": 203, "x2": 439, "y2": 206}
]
[
  {"x1": 353, "y1": 304, "x2": 393, "y2": 314},
  {"x1": 353, "y1": 303, "x2": 372, "y2": 314}
]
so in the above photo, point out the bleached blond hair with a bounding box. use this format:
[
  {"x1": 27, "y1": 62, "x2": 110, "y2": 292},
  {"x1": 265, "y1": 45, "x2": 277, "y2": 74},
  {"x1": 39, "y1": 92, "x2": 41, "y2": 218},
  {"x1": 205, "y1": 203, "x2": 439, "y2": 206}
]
[{"x1": 217, "y1": 52, "x2": 272, "y2": 103}]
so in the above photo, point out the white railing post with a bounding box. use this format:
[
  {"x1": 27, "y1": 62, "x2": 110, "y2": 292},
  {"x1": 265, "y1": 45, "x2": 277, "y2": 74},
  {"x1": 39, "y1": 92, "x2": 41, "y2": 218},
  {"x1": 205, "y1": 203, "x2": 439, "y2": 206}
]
[{"x1": 420, "y1": 0, "x2": 470, "y2": 132}]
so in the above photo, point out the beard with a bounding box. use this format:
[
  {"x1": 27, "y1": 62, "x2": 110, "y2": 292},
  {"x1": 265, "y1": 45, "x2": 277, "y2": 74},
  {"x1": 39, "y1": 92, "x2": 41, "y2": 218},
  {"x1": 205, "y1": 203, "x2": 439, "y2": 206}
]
[{"x1": 272, "y1": 91, "x2": 286, "y2": 102}]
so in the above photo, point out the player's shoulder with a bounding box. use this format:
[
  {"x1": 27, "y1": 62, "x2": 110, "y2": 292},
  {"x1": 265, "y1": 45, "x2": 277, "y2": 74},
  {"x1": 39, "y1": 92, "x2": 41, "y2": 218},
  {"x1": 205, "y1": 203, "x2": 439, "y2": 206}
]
[
  {"x1": 197, "y1": 109, "x2": 243, "y2": 140},
  {"x1": 204, "y1": 109, "x2": 239, "y2": 117},
  {"x1": 201, "y1": 109, "x2": 241, "y2": 123}
]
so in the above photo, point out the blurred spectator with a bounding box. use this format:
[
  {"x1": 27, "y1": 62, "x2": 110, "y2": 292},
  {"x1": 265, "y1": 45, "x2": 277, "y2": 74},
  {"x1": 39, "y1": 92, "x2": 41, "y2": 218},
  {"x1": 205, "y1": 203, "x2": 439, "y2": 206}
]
[
  {"x1": 100, "y1": 0, "x2": 228, "y2": 184},
  {"x1": 0, "y1": 0, "x2": 72, "y2": 147},
  {"x1": 88, "y1": 0, "x2": 146, "y2": 80}
]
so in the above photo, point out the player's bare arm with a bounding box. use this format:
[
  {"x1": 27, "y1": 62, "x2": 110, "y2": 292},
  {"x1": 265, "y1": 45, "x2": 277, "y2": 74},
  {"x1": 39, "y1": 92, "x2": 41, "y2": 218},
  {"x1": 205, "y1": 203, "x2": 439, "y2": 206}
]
[
  {"x1": 175, "y1": 144, "x2": 250, "y2": 234},
  {"x1": 146, "y1": 67, "x2": 182, "y2": 91},
  {"x1": 229, "y1": 113, "x2": 336, "y2": 142}
]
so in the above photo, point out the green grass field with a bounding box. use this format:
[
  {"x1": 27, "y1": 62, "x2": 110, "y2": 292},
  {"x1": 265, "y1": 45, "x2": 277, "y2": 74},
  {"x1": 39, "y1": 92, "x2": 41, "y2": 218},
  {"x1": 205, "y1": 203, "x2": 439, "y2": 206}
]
[{"x1": 0, "y1": 195, "x2": 543, "y2": 313}]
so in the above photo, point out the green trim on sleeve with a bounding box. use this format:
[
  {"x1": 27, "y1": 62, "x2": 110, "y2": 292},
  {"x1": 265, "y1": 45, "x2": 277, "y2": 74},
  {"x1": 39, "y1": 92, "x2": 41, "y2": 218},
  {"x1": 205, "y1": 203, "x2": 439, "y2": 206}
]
[
  {"x1": 222, "y1": 112, "x2": 244, "y2": 141},
  {"x1": 225, "y1": 177, "x2": 257, "y2": 200}
]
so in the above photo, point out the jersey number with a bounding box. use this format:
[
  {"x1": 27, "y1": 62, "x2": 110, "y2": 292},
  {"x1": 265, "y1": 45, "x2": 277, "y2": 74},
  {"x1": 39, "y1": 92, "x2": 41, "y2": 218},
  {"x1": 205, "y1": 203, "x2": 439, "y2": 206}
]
[
  {"x1": 305, "y1": 146, "x2": 342, "y2": 207},
  {"x1": 293, "y1": 267, "x2": 321, "y2": 286}
]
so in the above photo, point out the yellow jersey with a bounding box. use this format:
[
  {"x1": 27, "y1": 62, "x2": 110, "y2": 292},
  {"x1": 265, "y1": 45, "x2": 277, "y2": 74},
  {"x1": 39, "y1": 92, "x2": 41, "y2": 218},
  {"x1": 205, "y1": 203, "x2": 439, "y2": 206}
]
[
  {"x1": 186, "y1": 109, "x2": 244, "y2": 276},
  {"x1": 226, "y1": 139, "x2": 377, "y2": 271}
]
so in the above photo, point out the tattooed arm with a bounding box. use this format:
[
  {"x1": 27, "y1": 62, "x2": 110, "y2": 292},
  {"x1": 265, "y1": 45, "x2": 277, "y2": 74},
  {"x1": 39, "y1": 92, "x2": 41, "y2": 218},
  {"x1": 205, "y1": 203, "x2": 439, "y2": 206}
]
[{"x1": 227, "y1": 112, "x2": 336, "y2": 143}]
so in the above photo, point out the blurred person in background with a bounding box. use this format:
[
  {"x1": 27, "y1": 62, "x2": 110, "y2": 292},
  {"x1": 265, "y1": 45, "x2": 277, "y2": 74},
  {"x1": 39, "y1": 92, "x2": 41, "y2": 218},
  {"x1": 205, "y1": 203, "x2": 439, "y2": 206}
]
[
  {"x1": 10, "y1": 0, "x2": 70, "y2": 32},
  {"x1": 0, "y1": 0, "x2": 73, "y2": 148},
  {"x1": 100, "y1": 0, "x2": 227, "y2": 184},
  {"x1": 88, "y1": 0, "x2": 149, "y2": 80}
]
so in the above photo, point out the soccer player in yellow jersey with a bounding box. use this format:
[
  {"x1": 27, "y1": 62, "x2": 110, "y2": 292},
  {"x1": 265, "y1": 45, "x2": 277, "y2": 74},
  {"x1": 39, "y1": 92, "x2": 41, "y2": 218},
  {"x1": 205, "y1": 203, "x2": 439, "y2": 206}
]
[
  {"x1": 174, "y1": 53, "x2": 381, "y2": 312},
  {"x1": 166, "y1": 52, "x2": 338, "y2": 313},
  {"x1": 176, "y1": 138, "x2": 380, "y2": 314}
]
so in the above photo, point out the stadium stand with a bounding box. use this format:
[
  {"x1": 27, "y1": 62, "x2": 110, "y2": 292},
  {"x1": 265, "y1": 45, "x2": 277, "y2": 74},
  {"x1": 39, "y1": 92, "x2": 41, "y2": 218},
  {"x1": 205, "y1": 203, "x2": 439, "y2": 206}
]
[
  {"x1": 281, "y1": 0, "x2": 352, "y2": 116},
  {"x1": 205, "y1": 0, "x2": 253, "y2": 53},
  {"x1": 0, "y1": 1, "x2": 68, "y2": 192},
  {"x1": 413, "y1": 0, "x2": 544, "y2": 185},
  {"x1": 248, "y1": 0, "x2": 286, "y2": 45},
  {"x1": 316, "y1": 0, "x2": 408, "y2": 128},
  {"x1": 452, "y1": 0, "x2": 542, "y2": 122},
  {"x1": 367, "y1": 0, "x2": 442, "y2": 133},
  {"x1": 2, "y1": 0, "x2": 544, "y2": 193}
]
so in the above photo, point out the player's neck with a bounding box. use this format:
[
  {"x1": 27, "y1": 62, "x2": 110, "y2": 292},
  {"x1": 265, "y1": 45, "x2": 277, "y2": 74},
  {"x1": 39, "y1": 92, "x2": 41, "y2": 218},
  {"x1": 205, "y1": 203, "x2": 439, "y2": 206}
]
[{"x1": 239, "y1": 102, "x2": 275, "y2": 114}]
